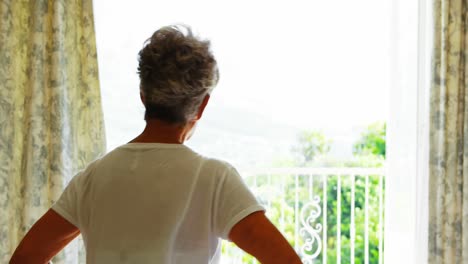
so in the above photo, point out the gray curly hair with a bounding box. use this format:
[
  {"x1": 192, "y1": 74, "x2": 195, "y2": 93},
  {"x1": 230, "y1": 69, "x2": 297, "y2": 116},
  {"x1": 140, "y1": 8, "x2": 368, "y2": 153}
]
[{"x1": 137, "y1": 25, "x2": 219, "y2": 123}]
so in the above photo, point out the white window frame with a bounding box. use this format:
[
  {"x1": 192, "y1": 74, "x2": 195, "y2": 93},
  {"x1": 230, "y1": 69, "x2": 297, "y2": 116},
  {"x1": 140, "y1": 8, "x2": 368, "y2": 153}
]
[{"x1": 385, "y1": 0, "x2": 431, "y2": 262}]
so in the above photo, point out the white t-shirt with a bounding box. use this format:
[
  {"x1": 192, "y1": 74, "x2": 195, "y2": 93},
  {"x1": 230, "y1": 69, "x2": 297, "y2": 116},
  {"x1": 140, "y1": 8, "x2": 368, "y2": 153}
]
[{"x1": 52, "y1": 143, "x2": 265, "y2": 264}]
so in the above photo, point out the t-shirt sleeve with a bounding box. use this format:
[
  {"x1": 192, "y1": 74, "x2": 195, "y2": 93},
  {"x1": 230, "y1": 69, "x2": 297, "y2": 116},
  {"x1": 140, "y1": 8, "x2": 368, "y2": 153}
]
[
  {"x1": 214, "y1": 165, "x2": 265, "y2": 240},
  {"x1": 51, "y1": 161, "x2": 96, "y2": 229}
]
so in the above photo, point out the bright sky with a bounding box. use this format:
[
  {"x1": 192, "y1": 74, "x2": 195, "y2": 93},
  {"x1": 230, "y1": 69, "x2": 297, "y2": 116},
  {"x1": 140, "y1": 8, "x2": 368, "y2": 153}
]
[{"x1": 94, "y1": 0, "x2": 391, "y2": 151}]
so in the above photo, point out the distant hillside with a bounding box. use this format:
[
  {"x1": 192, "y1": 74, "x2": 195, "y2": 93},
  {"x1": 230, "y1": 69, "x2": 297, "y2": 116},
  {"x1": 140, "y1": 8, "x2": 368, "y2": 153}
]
[{"x1": 187, "y1": 104, "x2": 363, "y2": 169}]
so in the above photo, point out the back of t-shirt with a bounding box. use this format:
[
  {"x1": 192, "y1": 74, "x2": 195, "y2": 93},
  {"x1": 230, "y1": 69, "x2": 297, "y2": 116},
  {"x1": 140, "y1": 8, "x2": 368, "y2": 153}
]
[{"x1": 52, "y1": 143, "x2": 264, "y2": 264}]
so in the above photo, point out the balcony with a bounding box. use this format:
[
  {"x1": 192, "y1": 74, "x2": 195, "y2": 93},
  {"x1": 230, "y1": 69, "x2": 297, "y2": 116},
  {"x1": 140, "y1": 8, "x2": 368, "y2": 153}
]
[{"x1": 221, "y1": 167, "x2": 386, "y2": 264}]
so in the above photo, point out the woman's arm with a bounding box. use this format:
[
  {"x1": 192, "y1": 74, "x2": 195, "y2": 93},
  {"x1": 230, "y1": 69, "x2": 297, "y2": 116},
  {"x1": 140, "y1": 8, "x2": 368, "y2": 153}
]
[
  {"x1": 229, "y1": 211, "x2": 302, "y2": 264},
  {"x1": 10, "y1": 209, "x2": 80, "y2": 264}
]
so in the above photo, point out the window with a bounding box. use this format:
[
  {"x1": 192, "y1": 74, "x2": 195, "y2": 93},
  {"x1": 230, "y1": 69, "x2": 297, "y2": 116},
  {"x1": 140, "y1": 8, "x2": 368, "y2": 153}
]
[{"x1": 94, "y1": 0, "x2": 390, "y2": 262}]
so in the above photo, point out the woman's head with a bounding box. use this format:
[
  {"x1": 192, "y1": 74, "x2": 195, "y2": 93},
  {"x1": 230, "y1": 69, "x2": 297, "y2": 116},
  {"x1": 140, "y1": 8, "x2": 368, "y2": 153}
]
[{"x1": 138, "y1": 25, "x2": 219, "y2": 124}]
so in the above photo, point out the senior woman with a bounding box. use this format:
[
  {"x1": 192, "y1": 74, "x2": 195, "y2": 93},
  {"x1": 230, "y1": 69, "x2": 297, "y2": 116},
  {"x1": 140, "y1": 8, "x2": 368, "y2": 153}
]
[{"x1": 10, "y1": 25, "x2": 301, "y2": 264}]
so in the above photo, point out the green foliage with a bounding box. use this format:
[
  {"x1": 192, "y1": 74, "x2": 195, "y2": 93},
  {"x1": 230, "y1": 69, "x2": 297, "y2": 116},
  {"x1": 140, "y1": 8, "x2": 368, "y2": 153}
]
[
  {"x1": 291, "y1": 130, "x2": 333, "y2": 165},
  {"x1": 223, "y1": 172, "x2": 385, "y2": 263},
  {"x1": 323, "y1": 174, "x2": 384, "y2": 264},
  {"x1": 353, "y1": 122, "x2": 386, "y2": 158}
]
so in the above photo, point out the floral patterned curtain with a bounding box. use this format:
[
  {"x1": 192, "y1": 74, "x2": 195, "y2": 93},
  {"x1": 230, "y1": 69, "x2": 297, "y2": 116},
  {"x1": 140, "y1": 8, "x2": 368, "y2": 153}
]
[
  {"x1": 429, "y1": 0, "x2": 468, "y2": 263},
  {"x1": 0, "y1": 0, "x2": 105, "y2": 263}
]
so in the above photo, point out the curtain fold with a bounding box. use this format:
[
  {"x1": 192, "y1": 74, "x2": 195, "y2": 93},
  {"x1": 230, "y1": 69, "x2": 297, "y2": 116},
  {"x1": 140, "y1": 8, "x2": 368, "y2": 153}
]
[
  {"x1": 0, "y1": 0, "x2": 106, "y2": 263},
  {"x1": 429, "y1": 0, "x2": 468, "y2": 263}
]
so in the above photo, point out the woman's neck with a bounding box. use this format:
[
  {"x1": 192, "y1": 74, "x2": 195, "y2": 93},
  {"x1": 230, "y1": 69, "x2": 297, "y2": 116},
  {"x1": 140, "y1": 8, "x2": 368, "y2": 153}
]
[{"x1": 129, "y1": 119, "x2": 195, "y2": 144}]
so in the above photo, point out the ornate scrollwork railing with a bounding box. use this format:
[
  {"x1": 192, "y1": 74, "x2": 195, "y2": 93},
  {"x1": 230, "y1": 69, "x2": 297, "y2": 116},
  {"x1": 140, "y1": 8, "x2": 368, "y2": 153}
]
[{"x1": 300, "y1": 195, "x2": 322, "y2": 263}]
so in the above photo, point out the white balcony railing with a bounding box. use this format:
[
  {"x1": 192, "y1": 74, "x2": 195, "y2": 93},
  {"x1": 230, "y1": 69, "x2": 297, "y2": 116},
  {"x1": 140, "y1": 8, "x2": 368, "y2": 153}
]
[{"x1": 221, "y1": 167, "x2": 386, "y2": 264}]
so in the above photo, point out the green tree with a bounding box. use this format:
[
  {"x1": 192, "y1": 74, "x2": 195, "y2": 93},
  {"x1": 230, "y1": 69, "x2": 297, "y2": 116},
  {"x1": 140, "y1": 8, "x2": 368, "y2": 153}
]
[
  {"x1": 353, "y1": 122, "x2": 386, "y2": 158},
  {"x1": 291, "y1": 130, "x2": 332, "y2": 165}
]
